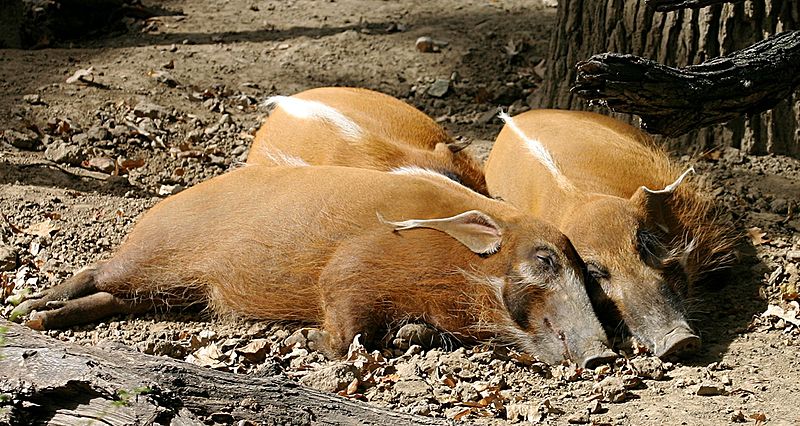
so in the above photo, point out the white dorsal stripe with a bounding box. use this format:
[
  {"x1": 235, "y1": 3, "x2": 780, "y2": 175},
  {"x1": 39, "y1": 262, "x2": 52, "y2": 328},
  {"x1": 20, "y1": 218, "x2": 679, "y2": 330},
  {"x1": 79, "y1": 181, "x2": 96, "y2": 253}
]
[
  {"x1": 264, "y1": 95, "x2": 364, "y2": 141},
  {"x1": 642, "y1": 167, "x2": 695, "y2": 194},
  {"x1": 498, "y1": 111, "x2": 576, "y2": 191},
  {"x1": 259, "y1": 147, "x2": 309, "y2": 167},
  {"x1": 390, "y1": 166, "x2": 452, "y2": 181}
]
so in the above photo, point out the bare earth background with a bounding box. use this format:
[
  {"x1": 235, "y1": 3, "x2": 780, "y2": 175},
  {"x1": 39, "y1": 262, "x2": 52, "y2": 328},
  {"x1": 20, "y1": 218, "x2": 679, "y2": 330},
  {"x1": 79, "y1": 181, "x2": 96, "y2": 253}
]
[{"x1": 1, "y1": 1, "x2": 799, "y2": 425}]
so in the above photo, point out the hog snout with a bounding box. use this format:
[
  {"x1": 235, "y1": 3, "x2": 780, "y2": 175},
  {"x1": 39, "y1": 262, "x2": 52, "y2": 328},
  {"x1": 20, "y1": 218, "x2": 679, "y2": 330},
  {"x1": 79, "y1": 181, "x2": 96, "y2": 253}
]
[
  {"x1": 538, "y1": 294, "x2": 618, "y2": 367},
  {"x1": 654, "y1": 325, "x2": 701, "y2": 358}
]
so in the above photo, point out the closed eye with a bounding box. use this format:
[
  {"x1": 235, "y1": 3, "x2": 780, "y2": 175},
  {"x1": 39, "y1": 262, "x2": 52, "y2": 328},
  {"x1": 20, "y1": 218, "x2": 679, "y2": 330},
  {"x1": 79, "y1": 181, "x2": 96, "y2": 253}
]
[
  {"x1": 586, "y1": 261, "x2": 609, "y2": 280},
  {"x1": 637, "y1": 228, "x2": 666, "y2": 268},
  {"x1": 534, "y1": 248, "x2": 560, "y2": 273}
]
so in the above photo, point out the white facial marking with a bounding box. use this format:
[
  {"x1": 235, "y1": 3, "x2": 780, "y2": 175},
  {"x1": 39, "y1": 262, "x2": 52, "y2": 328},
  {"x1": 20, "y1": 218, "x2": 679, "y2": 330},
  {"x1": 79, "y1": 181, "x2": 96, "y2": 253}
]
[
  {"x1": 498, "y1": 111, "x2": 576, "y2": 191},
  {"x1": 264, "y1": 95, "x2": 364, "y2": 141}
]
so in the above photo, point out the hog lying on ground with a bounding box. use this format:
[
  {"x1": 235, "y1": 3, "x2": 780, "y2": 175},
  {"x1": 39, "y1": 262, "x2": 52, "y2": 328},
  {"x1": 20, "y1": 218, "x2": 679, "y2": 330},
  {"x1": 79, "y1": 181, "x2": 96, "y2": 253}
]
[
  {"x1": 485, "y1": 110, "x2": 739, "y2": 358},
  {"x1": 247, "y1": 86, "x2": 488, "y2": 195},
  {"x1": 13, "y1": 165, "x2": 617, "y2": 367}
]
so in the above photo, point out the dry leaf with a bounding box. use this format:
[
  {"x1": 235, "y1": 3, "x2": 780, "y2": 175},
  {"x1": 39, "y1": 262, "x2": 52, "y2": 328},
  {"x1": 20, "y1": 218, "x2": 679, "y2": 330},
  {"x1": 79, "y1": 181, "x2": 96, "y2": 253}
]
[
  {"x1": 119, "y1": 158, "x2": 146, "y2": 170},
  {"x1": 187, "y1": 342, "x2": 227, "y2": 369},
  {"x1": 452, "y1": 408, "x2": 474, "y2": 421},
  {"x1": 749, "y1": 412, "x2": 767, "y2": 425},
  {"x1": 781, "y1": 282, "x2": 799, "y2": 301},
  {"x1": 761, "y1": 304, "x2": 800, "y2": 327},
  {"x1": 538, "y1": 398, "x2": 564, "y2": 415},
  {"x1": 66, "y1": 67, "x2": 95, "y2": 84},
  {"x1": 148, "y1": 70, "x2": 179, "y2": 87},
  {"x1": 700, "y1": 149, "x2": 722, "y2": 162},
  {"x1": 345, "y1": 378, "x2": 359, "y2": 395},
  {"x1": 506, "y1": 403, "x2": 539, "y2": 422},
  {"x1": 24, "y1": 219, "x2": 60, "y2": 238},
  {"x1": 380, "y1": 374, "x2": 400, "y2": 382},
  {"x1": 0, "y1": 213, "x2": 23, "y2": 234},
  {"x1": 84, "y1": 157, "x2": 115, "y2": 173},
  {"x1": 235, "y1": 339, "x2": 270, "y2": 363},
  {"x1": 747, "y1": 227, "x2": 769, "y2": 246}
]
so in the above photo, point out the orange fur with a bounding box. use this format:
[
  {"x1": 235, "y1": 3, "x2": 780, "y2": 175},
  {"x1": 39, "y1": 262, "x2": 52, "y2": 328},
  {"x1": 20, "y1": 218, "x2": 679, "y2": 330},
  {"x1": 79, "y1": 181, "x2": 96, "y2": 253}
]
[
  {"x1": 26, "y1": 165, "x2": 613, "y2": 365},
  {"x1": 486, "y1": 110, "x2": 739, "y2": 355},
  {"x1": 246, "y1": 87, "x2": 488, "y2": 194}
]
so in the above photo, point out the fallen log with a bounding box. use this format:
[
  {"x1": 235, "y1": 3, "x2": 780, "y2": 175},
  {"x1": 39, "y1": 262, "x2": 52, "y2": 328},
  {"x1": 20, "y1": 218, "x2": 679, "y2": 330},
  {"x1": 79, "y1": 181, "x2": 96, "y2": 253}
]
[
  {"x1": 645, "y1": 0, "x2": 744, "y2": 12},
  {"x1": 571, "y1": 30, "x2": 800, "y2": 137},
  {"x1": 0, "y1": 321, "x2": 449, "y2": 426}
]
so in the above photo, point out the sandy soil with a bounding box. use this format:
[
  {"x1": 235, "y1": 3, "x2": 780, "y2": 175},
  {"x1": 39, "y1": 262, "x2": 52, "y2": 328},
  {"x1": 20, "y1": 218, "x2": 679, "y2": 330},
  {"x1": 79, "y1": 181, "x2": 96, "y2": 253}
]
[{"x1": 1, "y1": 1, "x2": 799, "y2": 425}]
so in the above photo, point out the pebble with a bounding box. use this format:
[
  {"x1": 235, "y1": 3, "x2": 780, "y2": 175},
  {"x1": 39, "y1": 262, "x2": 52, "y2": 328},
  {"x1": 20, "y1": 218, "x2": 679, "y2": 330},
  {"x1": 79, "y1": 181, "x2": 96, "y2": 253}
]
[
  {"x1": 134, "y1": 102, "x2": 170, "y2": 119},
  {"x1": 87, "y1": 126, "x2": 110, "y2": 141},
  {"x1": 158, "y1": 184, "x2": 185, "y2": 196},
  {"x1": 393, "y1": 379, "x2": 432, "y2": 402},
  {"x1": 769, "y1": 198, "x2": 788, "y2": 214},
  {"x1": 592, "y1": 376, "x2": 629, "y2": 402},
  {"x1": 415, "y1": 36, "x2": 434, "y2": 53},
  {"x1": 71, "y1": 132, "x2": 89, "y2": 145},
  {"x1": 45, "y1": 143, "x2": 82, "y2": 165},
  {"x1": 426, "y1": 79, "x2": 450, "y2": 98},
  {"x1": 567, "y1": 410, "x2": 590, "y2": 424},
  {"x1": 452, "y1": 381, "x2": 480, "y2": 402},
  {"x1": 149, "y1": 70, "x2": 179, "y2": 87},
  {"x1": 23, "y1": 94, "x2": 44, "y2": 105},
  {"x1": 506, "y1": 402, "x2": 539, "y2": 422},
  {"x1": 284, "y1": 328, "x2": 327, "y2": 352},
  {"x1": 474, "y1": 110, "x2": 497, "y2": 127},
  {"x1": 587, "y1": 400, "x2": 603, "y2": 414},
  {"x1": 695, "y1": 381, "x2": 726, "y2": 396},
  {"x1": 3, "y1": 129, "x2": 41, "y2": 150},
  {"x1": 630, "y1": 356, "x2": 666, "y2": 380},
  {"x1": 86, "y1": 157, "x2": 116, "y2": 173}
]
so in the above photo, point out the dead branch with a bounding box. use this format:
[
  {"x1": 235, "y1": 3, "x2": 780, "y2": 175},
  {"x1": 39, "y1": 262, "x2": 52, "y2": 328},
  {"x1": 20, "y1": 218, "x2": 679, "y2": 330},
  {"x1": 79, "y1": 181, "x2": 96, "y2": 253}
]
[
  {"x1": 0, "y1": 321, "x2": 449, "y2": 426},
  {"x1": 571, "y1": 30, "x2": 800, "y2": 137}
]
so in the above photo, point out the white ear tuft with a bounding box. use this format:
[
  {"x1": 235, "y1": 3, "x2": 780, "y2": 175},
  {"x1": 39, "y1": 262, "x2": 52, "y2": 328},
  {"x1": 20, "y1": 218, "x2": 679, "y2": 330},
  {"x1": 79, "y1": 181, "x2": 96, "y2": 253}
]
[
  {"x1": 641, "y1": 167, "x2": 695, "y2": 195},
  {"x1": 377, "y1": 210, "x2": 502, "y2": 255}
]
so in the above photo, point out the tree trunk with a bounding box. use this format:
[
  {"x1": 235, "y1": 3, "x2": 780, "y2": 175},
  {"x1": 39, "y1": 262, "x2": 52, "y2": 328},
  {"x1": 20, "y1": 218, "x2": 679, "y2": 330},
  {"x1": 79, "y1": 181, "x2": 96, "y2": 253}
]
[
  {"x1": 535, "y1": 0, "x2": 800, "y2": 158},
  {"x1": 0, "y1": 321, "x2": 448, "y2": 426}
]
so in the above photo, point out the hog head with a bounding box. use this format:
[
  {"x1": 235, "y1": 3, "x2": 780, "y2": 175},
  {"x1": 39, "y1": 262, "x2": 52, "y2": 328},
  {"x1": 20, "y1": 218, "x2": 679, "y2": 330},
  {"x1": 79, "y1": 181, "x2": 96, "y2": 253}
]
[
  {"x1": 382, "y1": 210, "x2": 617, "y2": 368},
  {"x1": 561, "y1": 170, "x2": 700, "y2": 358}
]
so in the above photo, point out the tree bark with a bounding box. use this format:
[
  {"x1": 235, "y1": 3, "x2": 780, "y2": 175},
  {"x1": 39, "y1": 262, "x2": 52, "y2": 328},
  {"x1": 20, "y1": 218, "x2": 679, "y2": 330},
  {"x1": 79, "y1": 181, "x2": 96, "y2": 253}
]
[
  {"x1": 572, "y1": 31, "x2": 800, "y2": 137},
  {"x1": 646, "y1": 0, "x2": 744, "y2": 13},
  {"x1": 535, "y1": 0, "x2": 800, "y2": 158},
  {"x1": 0, "y1": 321, "x2": 448, "y2": 426}
]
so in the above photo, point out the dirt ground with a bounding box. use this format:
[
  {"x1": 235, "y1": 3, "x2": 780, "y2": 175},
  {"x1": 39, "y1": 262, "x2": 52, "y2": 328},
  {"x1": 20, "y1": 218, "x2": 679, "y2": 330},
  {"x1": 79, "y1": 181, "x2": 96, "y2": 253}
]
[{"x1": 1, "y1": 0, "x2": 799, "y2": 425}]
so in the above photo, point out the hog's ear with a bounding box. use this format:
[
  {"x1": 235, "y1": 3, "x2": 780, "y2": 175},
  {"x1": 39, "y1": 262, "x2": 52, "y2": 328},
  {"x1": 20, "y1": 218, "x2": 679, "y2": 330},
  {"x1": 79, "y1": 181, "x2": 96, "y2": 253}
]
[
  {"x1": 630, "y1": 167, "x2": 694, "y2": 231},
  {"x1": 377, "y1": 210, "x2": 502, "y2": 254},
  {"x1": 447, "y1": 137, "x2": 473, "y2": 153}
]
